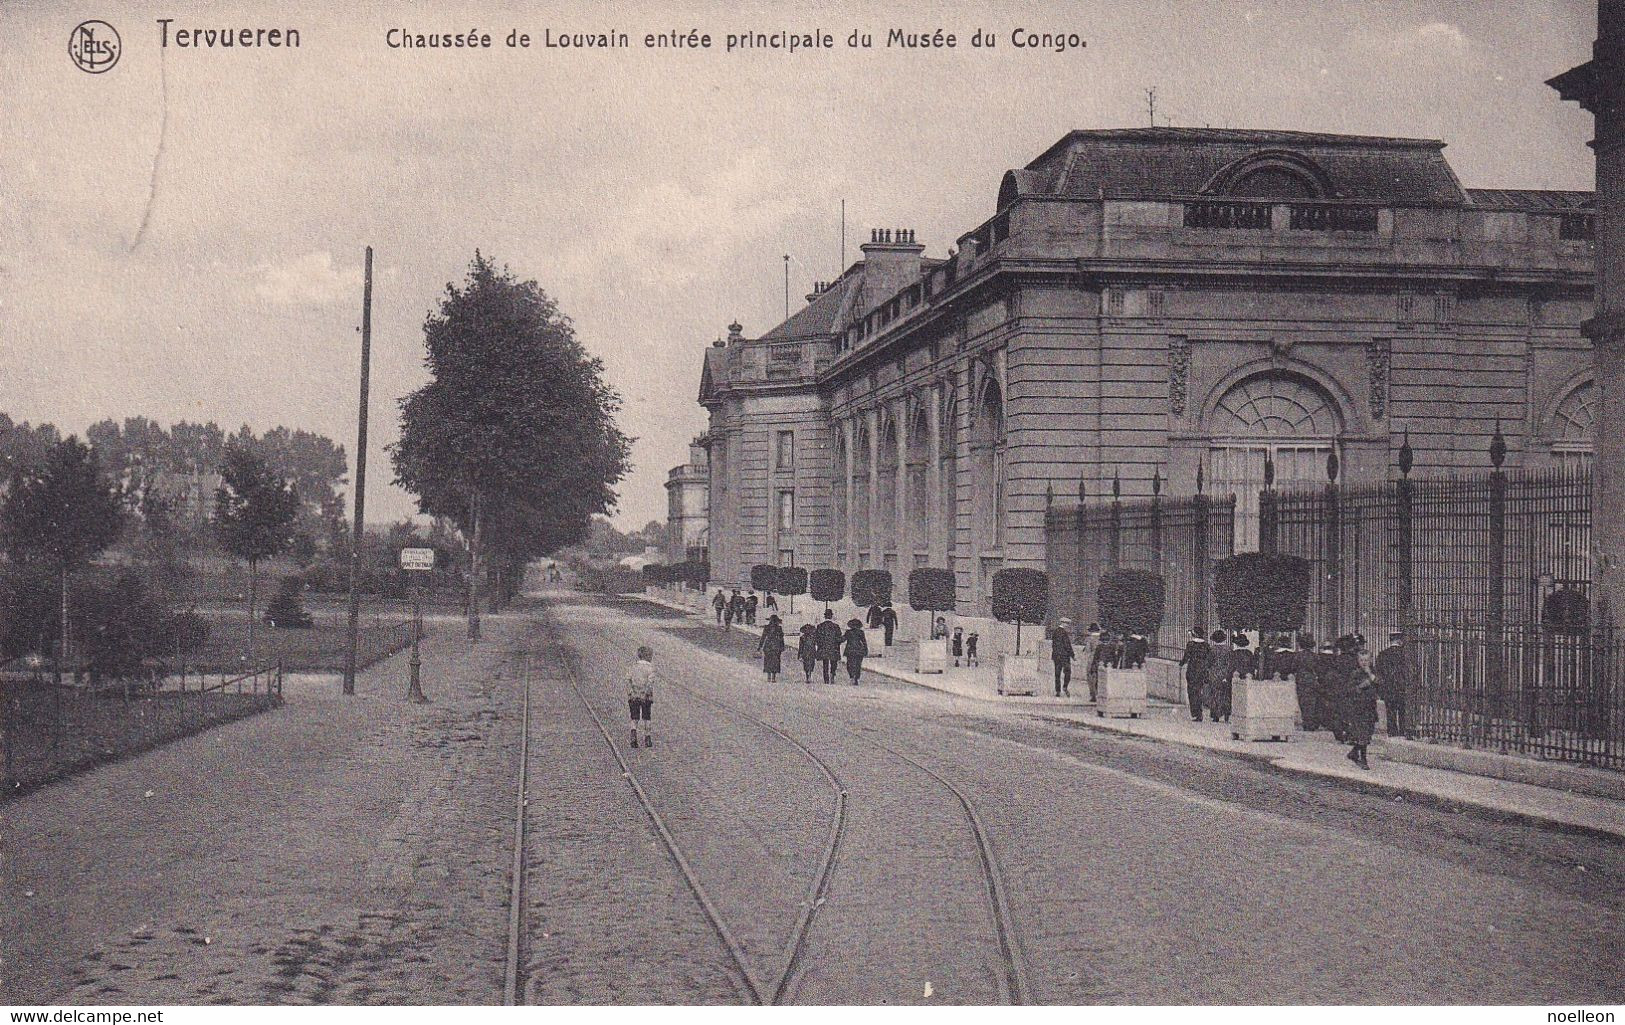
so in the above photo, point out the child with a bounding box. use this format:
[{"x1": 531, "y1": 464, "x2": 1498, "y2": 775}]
[
  {"x1": 797, "y1": 624, "x2": 817, "y2": 682},
  {"x1": 1345, "y1": 651, "x2": 1379, "y2": 770},
  {"x1": 951, "y1": 626, "x2": 965, "y2": 666},
  {"x1": 626, "y1": 645, "x2": 656, "y2": 749},
  {"x1": 965, "y1": 632, "x2": 980, "y2": 667}
]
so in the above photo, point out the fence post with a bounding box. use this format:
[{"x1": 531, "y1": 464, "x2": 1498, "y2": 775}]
[
  {"x1": 1397, "y1": 431, "x2": 1415, "y2": 626},
  {"x1": 1150, "y1": 468, "x2": 1164, "y2": 569},
  {"x1": 1488, "y1": 425, "x2": 1508, "y2": 718},
  {"x1": 1325, "y1": 452, "x2": 1342, "y2": 641},
  {"x1": 1260, "y1": 454, "x2": 1278, "y2": 556},
  {"x1": 1109, "y1": 468, "x2": 1122, "y2": 569},
  {"x1": 1193, "y1": 465, "x2": 1210, "y2": 635}
]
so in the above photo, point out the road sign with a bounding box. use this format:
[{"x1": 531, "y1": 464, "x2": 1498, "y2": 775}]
[{"x1": 400, "y1": 547, "x2": 436, "y2": 571}]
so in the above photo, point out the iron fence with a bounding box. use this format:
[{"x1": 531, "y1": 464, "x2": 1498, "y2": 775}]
[
  {"x1": 1046, "y1": 490, "x2": 1236, "y2": 659},
  {"x1": 1263, "y1": 464, "x2": 1594, "y2": 641},
  {"x1": 1407, "y1": 625, "x2": 1623, "y2": 770}
]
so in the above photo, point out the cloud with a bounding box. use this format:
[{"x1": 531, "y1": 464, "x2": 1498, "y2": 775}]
[{"x1": 253, "y1": 251, "x2": 364, "y2": 306}]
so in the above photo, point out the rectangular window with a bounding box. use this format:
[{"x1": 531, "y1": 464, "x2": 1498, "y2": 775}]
[
  {"x1": 778, "y1": 489, "x2": 795, "y2": 530},
  {"x1": 775, "y1": 430, "x2": 794, "y2": 471}
]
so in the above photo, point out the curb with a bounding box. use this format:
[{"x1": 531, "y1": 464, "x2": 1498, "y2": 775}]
[{"x1": 633, "y1": 593, "x2": 1625, "y2": 840}]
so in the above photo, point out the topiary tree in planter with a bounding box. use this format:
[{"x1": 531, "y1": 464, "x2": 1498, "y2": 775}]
[
  {"x1": 850, "y1": 568, "x2": 893, "y2": 611},
  {"x1": 809, "y1": 568, "x2": 845, "y2": 614},
  {"x1": 1097, "y1": 569, "x2": 1166, "y2": 638},
  {"x1": 1212, "y1": 553, "x2": 1311, "y2": 633},
  {"x1": 991, "y1": 567, "x2": 1049, "y2": 655},
  {"x1": 750, "y1": 563, "x2": 779, "y2": 596},
  {"x1": 684, "y1": 559, "x2": 710, "y2": 592},
  {"x1": 1212, "y1": 553, "x2": 1311, "y2": 740},
  {"x1": 908, "y1": 567, "x2": 956, "y2": 673},
  {"x1": 777, "y1": 565, "x2": 807, "y2": 614}
]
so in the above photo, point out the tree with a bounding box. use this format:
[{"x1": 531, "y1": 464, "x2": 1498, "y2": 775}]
[
  {"x1": 991, "y1": 567, "x2": 1049, "y2": 655},
  {"x1": 777, "y1": 565, "x2": 807, "y2": 612},
  {"x1": 214, "y1": 442, "x2": 300, "y2": 666},
  {"x1": 1, "y1": 437, "x2": 124, "y2": 681},
  {"x1": 1096, "y1": 569, "x2": 1167, "y2": 638},
  {"x1": 1212, "y1": 554, "x2": 1311, "y2": 633},
  {"x1": 392, "y1": 252, "x2": 631, "y2": 639},
  {"x1": 750, "y1": 563, "x2": 779, "y2": 594},
  {"x1": 907, "y1": 567, "x2": 956, "y2": 617},
  {"x1": 810, "y1": 568, "x2": 845, "y2": 613},
  {"x1": 851, "y1": 569, "x2": 893, "y2": 610}
]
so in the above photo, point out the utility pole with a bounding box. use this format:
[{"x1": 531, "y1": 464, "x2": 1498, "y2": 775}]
[
  {"x1": 783, "y1": 254, "x2": 790, "y2": 319},
  {"x1": 1146, "y1": 87, "x2": 1158, "y2": 127},
  {"x1": 342, "y1": 246, "x2": 373, "y2": 696},
  {"x1": 840, "y1": 199, "x2": 846, "y2": 272}
]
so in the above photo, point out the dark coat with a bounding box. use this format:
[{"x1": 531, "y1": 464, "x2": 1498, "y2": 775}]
[
  {"x1": 1051, "y1": 627, "x2": 1075, "y2": 663},
  {"x1": 759, "y1": 623, "x2": 785, "y2": 655},
  {"x1": 1123, "y1": 636, "x2": 1149, "y2": 668},
  {"x1": 1179, "y1": 640, "x2": 1212, "y2": 682},
  {"x1": 867, "y1": 605, "x2": 885, "y2": 628},
  {"x1": 843, "y1": 626, "x2": 869, "y2": 661},
  {"x1": 1373, "y1": 644, "x2": 1408, "y2": 702},
  {"x1": 1345, "y1": 675, "x2": 1379, "y2": 744},
  {"x1": 797, "y1": 631, "x2": 816, "y2": 663},
  {"x1": 813, "y1": 620, "x2": 844, "y2": 660}
]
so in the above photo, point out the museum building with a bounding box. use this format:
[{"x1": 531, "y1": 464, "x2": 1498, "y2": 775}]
[{"x1": 696, "y1": 128, "x2": 1596, "y2": 616}]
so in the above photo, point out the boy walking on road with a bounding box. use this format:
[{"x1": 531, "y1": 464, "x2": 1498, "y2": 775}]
[{"x1": 627, "y1": 645, "x2": 657, "y2": 749}]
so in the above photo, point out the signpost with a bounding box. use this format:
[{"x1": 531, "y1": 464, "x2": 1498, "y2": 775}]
[{"x1": 400, "y1": 547, "x2": 434, "y2": 702}]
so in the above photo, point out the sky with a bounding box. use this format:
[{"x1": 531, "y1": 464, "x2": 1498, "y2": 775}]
[{"x1": 0, "y1": 0, "x2": 1598, "y2": 529}]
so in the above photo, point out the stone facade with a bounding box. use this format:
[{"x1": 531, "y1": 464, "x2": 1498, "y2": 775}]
[
  {"x1": 697, "y1": 128, "x2": 1596, "y2": 616},
  {"x1": 663, "y1": 436, "x2": 709, "y2": 563},
  {"x1": 1552, "y1": 1, "x2": 1624, "y2": 623}
]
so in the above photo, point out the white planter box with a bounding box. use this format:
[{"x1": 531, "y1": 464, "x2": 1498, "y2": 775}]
[
  {"x1": 863, "y1": 627, "x2": 886, "y2": 658},
  {"x1": 1231, "y1": 676, "x2": 1299, "y2": 741},
  {"x1": 916, "y1": 638, "x2": 947, "y2": 674},
  {"x1": 1097, "y1": 665, "x2": 1148, "y2": 718},
  {"x1": 999, "y1": 653, "x2": 1038, "y2": 696}
]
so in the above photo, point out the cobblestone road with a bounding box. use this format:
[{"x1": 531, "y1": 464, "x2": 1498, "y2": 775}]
[{"x1": 6, "y1": 592, "x2": 1622, "y2": 1005}]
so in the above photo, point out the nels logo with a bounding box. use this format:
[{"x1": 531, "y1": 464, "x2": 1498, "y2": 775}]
[{"x1": 69, "y1": 20, "x2": 121, "y2": 73}]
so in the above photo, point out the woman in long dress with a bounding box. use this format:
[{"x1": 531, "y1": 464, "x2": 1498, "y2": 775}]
[{"x1": 758, "y1": 614, "x2": 785, "y2": 682}]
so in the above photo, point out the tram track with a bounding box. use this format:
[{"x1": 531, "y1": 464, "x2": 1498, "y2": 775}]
[{"x1": 526, "y1": 605, "x2": 1030, "y2": 1004}]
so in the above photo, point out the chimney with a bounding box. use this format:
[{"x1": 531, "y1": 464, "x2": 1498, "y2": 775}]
[{"x1": 858, "y1": 226, "x2": 925, "y2": 315}]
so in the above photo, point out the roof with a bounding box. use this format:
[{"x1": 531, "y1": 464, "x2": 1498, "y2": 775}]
[
  {"x1": 697, "y1": 345, "x2": 727, "y2": 404},
  {"x1": 761, "y1": 274, "x2": 857, "y2": 341},
  {"x1": 1004, "y1": 127, "x2": 1466, "y2": 206},
  {"x1": 1465, "y1": 189, "x2": 1594, "y2": 212}
]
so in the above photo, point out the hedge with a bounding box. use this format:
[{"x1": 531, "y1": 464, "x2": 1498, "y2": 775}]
[
  {"x1": 1212, "y1": 554, "x2": 1311, "y2": 632},
  {"x1": 750, "y1": 563, "x2": 779, "y2": 594},
  {"x1": 850, "y1": 569, "x2": 893, "y2": 608},
  {"x1": 1097, "y1": 569, "x2": 1166, "y2": 637},
  {"x1": 907, "y1": 567, "x2": 956, "y2": 614},
  {"x1": 777, "y1": 566, "x2": 808, "y2": 597},
  {"x1": 809, "y1": 568, "x2": 845, "y2": 608}
]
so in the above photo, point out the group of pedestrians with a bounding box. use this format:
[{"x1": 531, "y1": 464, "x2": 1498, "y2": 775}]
[
  {"x1": 712, "y1": 588, "x2": 776, "y2": 628},
  {"x1": 751, "y1": 608, "x2": 873, "y2": 685},
  {"x1": 1045, "y1": 621, "x2": 1149, "y2": 699},
  {"x1": 1177, "y1": 627, "x2": 1410, "y2": 769}
]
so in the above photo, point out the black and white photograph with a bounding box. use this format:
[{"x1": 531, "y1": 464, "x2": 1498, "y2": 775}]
[{"x1": 2, "y1": 0, "x2": 1623, "y2": 1012}]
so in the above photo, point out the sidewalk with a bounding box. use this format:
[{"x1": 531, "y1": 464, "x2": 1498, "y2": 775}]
[{"x1": 641, "y1": 590, "x2": 1625, "y2": 840}]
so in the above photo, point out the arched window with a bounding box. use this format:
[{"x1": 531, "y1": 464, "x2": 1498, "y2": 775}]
[
  {"x1": 1207, "y1": 371, "x2": 1342, "y2": 550},
  {"x1": 852, "y1": 422, "x2": 872, "y2": 563},
  {"x1": 1230, "y1": 167, "x2": 1319, "y2": 200},
  {"x1": 940, "y1": 393, "x2": 958, "y2": 569},
  {"x1": 906, "y1": 404, "x2": 931, "y2": 566},
  {"x1": 877, "y1": 414, "x2": 900, "y2": 569},
  {"x1": 1549, "y1": 380, "x2": 1595, "y2": 472},
  {"x1": 970, "y1": 376, "x2": 1007, "y2": 555}
]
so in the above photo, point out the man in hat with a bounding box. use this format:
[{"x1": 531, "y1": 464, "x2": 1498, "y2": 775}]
[
  {"x1": 1373, "y1": 629, "x2": 1409, "y2": 737},
  {"x1": 1178, "y1": 628, "x2": 1211, "y2": 721},
  {"x1": 1203, "y1": 629, "x2": 1233, "y2": 722},
  {"x1": 1050, "y1": 617, "x2": 1076, "y2": 697},
  {"x1": 1124, "y1": 632, "x2": 1148, "y2": 669}
]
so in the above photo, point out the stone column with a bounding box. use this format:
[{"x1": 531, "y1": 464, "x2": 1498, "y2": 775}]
[
  {"x1": 1551, "y1": 1, "x2": 1625, "y2": 626},
  {"x1": 842, "y1": 417, "x2": 856, "y2": 571},
  {"x1": 866, "y1": 406, "x2": 881, "y2": 567},
  {"x1": 894, "y1": 396, "x2": 910, "y2": 569},
  {"x1": 928, "y1": 383, "x2": 944, "y2": 567}
]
